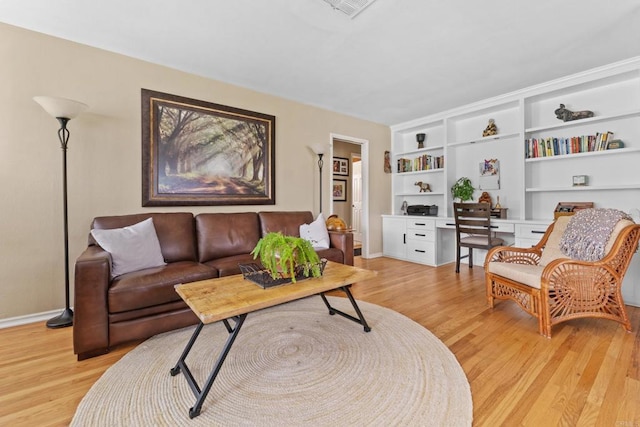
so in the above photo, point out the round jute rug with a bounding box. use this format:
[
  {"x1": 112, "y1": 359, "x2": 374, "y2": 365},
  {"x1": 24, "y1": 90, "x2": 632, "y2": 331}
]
[{"x1": 71, "y1": 297, "x2": 472, "y2": 426}]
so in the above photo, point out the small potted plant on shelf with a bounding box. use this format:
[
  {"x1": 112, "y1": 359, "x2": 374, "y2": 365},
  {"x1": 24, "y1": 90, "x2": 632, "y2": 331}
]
[
  {"x1": 451, "y1": 177, "x2": 475, "y2": 202},
  {"x1": 251, "y1": 232, "x2": 321, "y2": 282}
]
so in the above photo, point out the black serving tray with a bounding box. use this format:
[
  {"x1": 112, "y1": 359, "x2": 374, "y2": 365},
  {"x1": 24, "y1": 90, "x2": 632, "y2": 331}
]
[{"x1": 238, "y1": 259, "x2": 327, "y2": 289}]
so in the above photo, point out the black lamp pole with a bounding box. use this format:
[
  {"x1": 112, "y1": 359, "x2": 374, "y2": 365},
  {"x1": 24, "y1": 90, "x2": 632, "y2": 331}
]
[
  {"x1": 47, "y1": 117, "x2": 73, "y2": 329},
  {"x1": 34, "y1": 96, "x2": 87, "y2": 329},
  {"x1": 317, "y1": 153, "x2": 324, "y2": 214}
]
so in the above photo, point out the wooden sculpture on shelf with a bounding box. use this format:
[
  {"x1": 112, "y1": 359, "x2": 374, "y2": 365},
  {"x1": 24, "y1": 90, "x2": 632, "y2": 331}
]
[
  {"x1": 414, "y1": 181, "x2": 431, "y2": 192},
  {"x1": 482, "y1": 119, "x2": 498, "y2": 137},
  {"x1": 554, "y1": 103, "x2": 594, "y2": 122},
  {"x1": 478, "y1": 191, "x2": 492, "y2": 206}
]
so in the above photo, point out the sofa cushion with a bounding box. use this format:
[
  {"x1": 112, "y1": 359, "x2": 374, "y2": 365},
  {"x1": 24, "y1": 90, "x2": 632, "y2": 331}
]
[
  {"x1": 487, "y1": 262, "x2": 544, "y2": 289},
  {"x1": 300, "y1": 213, "x2": 330, "y2": 249},
  {"x1": 316, "y1": 247, "x2": 345, "y2": 264},
  {"x1": 204, "y1": 253, "x2": 258, "y2": 277},
  {"x1": 108, "y1": 261, "x2": 217, "y2": 313},
  {"x1": 92, "y1": 213, "x2": 197, "y2": 263},
  {"x1": 196, "y1": 213, "x2": 260, "y2": 262},
  {"x1": 91, "y1": 218, "x2": 166, "y2": 278},
  {"x1": 258, "y1": 211, "x2": 314, "y2": 237}
]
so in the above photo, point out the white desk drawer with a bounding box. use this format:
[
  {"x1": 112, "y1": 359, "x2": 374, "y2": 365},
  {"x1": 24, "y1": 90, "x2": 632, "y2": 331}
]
[
  {"x1": 406, "y1": 218, "x2": 435, "y2": 231},
  {"x1": 406, "y1": 240, "x2": 435, "y2": 265},
  {"x1": 516, "y1": 224, "x2": 549, "y2": 238},
  {"x1": 435, "y1": 219, "x2": 513, "y2": 233},
  {"x1": 406, "y1": 229, "x2": 435, "y2": 242},
  {"x1": 491, "y1": 223, "x2": 515, "y2": 233}
]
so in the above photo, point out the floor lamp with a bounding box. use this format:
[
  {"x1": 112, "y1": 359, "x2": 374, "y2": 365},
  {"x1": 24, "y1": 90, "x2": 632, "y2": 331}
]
[
  {"x1": 34, "y1": 96, "x2": 89, "y2": 329},
  {"x1": 309, "y1": 144, "x2": 326, "y2": 214}
]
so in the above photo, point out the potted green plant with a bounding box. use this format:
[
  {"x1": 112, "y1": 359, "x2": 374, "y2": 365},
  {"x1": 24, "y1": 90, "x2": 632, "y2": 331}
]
[
  {"x1": 451, "y1": 177, "x2": 475, "y2": 202},
  {"x1": 251, "y1": 232, "x2": 321, "y2": 282}
]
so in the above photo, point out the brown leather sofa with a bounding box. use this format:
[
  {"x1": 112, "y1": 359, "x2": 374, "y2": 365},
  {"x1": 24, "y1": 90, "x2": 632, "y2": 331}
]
[{"x1": 73, "y1": 211, "x2": 353, "y2": 360}]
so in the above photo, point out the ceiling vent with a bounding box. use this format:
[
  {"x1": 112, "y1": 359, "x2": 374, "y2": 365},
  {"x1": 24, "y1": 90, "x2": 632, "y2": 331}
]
[{"x1": 321, "y1": 0, "x2": 377, "y2": 18}]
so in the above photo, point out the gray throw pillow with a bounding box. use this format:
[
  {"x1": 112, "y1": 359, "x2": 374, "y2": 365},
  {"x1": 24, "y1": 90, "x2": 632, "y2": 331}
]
[{"x1": 90, "y1": 218, "x2": 166, "y2": 278}]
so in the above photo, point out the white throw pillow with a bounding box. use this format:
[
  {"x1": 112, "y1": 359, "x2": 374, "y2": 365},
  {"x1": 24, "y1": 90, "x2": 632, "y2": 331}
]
[
  {"x1": 299, "y1": 213, "x2": 330, "y2": 250},
  {"x1": 91, "y1": 218, "x2": 166, "y2": 278}
]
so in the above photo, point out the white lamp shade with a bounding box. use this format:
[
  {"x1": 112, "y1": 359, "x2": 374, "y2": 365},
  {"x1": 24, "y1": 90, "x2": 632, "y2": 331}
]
[
  {"x1": 309, "y1": 143, "x2": 327, "y2": 155},
  {"x1": 33, "y1": 96, "x2": 88, "y2": 119}
]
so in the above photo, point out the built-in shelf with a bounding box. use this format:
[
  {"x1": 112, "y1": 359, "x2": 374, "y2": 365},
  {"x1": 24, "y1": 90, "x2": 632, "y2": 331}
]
[
  {"x1": 396, "y1": 192, "x2": 445, "y2": 196},
  {"x1": 394, "y1": 145, "x2": 444, "y2": 156},
  {"x1": 524, "y1": 147, "x2": 640, "y2": 162},
  {"x1": 448, "y1": 132, "x2": 520, "y2": 147},
  {"x1": 395, "y1": 169, "x2": 444, "y2": 175},
  {"x1": 525, "y1": 109, "x2": 640, "y2": 134},
  {"x1": 526, "y1": 184, "x2": 640, "y2": 192}
]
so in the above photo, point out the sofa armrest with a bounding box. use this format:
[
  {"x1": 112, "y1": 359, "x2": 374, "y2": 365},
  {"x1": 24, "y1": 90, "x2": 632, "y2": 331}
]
[
  {"x1": 328, "y1": 231, "x2": 354, "y2": 266},
  {"x1": 73, "y1": 245, "x2": 111, "y2": 360}
]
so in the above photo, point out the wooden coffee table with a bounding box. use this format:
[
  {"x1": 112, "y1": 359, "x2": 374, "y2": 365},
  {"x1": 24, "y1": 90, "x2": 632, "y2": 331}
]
[{"x1": 170, "y1": 261, "x2": 376, "y2": 418}]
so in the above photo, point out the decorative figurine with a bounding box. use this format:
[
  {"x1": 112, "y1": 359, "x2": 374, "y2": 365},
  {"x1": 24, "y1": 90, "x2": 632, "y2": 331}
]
[
  {"x1": 478, "y1": 191, "x2": 492, "y2": 206},
  {"x1": 401, "y1": 200, "x2": 408, "y2": 215},
  {"x1": 416, "y1": 133, "x2": 426, "y2": 149},
  {"x1": 414, "y1": 181, "x2": 431, "y2": 192},
  {"x1": 482, "y1": 119, "x2": 498, "y2": 137},
  {"x1": 554, "y1": 104, "x2": 594, "y2": 122}
]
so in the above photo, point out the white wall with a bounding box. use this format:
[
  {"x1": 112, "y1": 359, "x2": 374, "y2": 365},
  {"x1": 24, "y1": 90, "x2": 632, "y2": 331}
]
[{"x1": 0, "y1": 23, "x2": 391, "y2": 320}]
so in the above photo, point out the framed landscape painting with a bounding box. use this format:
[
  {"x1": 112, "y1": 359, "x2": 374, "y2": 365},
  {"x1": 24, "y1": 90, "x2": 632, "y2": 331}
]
[{"x1": 141, "y1": 89, "x2": 276, "y2": 206}]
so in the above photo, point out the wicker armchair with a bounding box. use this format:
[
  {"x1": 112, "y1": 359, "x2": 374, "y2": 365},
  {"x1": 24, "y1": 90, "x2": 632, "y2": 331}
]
[{"x1": 485, "y1": 216, "x2": 640, "y2": 337}]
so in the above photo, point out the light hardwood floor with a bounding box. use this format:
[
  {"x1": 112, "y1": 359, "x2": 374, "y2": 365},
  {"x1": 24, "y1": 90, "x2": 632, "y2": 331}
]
[{"x1": 1, "y1": 257, "x2": 638, "y2": 426}]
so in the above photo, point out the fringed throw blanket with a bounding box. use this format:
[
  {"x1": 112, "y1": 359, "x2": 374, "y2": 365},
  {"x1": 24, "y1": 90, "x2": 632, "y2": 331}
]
[{"x1": 560, "y1": 208, "x2": 632, "y2": 261}]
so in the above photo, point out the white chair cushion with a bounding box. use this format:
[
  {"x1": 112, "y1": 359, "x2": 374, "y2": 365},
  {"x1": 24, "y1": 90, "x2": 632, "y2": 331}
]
[
  {"x1": 460, "y1": 235, "x2": 504, "y2": 246},
  {"x1": 487, "y1": 262, "x2": 544, "y2": 289},
  {"x1": 539, "y1": 216, "x2": 571, "y2": 266}
]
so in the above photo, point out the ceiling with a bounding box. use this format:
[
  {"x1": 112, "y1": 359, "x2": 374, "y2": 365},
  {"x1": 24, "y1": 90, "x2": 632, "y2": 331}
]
[{"x1": 2, "y1": 0, "x2": 640, "y2": 125}]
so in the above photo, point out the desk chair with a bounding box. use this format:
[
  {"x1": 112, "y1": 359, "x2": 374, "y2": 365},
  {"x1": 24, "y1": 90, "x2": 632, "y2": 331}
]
[{"x1": 453, "y1": 202, "x2": 505, "y2": 273}]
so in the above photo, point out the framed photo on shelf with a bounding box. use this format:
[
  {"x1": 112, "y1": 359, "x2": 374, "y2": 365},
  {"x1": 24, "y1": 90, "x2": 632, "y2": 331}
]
[
  {"x1": 332, "y1": 179, "x2": 347, "y2": 202},
  {"x1": 332, "y1": 157, "x2": 349, "y2": 176}
]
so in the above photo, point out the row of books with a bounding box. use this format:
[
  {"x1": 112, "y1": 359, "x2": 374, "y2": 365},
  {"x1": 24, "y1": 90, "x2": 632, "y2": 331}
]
[
  {"x1": 524, "y1": 132, "x2": 613, "y2": 158},
  {"x1": 397, "y1": 155, "x2": 444, "y2": 173}
]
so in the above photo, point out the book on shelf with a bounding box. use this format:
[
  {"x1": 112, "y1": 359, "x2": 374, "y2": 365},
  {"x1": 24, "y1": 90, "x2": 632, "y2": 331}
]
[
  {"x1": 397, "y1": 154, "x2": 444, "y2": 173},
  {"x1": 525, "y1": 131, "x2": 614, "y2": 159}
]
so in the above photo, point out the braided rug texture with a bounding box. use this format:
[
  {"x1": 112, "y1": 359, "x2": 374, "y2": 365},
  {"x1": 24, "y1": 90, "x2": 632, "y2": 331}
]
[{"x1": 71, "y1": 296, "x2": 472, "y2": 426}]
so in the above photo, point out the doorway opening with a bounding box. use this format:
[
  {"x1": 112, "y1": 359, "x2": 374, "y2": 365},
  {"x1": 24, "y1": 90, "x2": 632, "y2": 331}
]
[{"x1": 330, "y1": 134, "x2": 369, "y2": 258}]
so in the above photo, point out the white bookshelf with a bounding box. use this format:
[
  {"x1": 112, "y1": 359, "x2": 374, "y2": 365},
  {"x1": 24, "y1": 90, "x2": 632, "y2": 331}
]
[{"x1": 389, "y1": 57, "x2": 640, "y2": 221}]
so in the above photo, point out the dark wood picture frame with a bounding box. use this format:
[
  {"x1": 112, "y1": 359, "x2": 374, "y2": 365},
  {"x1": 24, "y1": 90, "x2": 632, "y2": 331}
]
[
  {"x1": 141, "y1": 89, "x2": 276, "y2": 206},
  {"x1": 332, "y1": 157, "x2": 349, "y2": 176},
  {"x1": 332, "y1": 179, "x2": 348, "y2": 202}
]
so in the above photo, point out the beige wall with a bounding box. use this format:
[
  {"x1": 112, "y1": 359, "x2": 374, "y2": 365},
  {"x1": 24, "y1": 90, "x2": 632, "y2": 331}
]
[{"x1": 0, "y1": 23, "x2": 391, "y2": 320}]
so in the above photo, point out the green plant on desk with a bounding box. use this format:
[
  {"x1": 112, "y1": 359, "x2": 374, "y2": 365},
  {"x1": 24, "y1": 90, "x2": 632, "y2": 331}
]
[
  {"x1": 451, "y1": 177, "x2": 475, "y2": 202},
  {"x1": 251, "y1": 232, "x2": 321, "y2": 282}
]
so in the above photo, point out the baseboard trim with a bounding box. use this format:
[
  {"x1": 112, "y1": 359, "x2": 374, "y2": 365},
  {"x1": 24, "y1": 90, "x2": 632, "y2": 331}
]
[{"x1": 0, "y1": 309, "x2": 65, "y2": 329}]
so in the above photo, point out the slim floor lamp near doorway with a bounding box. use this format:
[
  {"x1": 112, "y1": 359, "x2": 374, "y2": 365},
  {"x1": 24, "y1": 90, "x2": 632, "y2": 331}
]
[
  {"x1": 34, "y1": 96, "x2": 88, "y2": 329},
  {"x1": 309, "y1": 144, "x2": 326, "y2": 214}
]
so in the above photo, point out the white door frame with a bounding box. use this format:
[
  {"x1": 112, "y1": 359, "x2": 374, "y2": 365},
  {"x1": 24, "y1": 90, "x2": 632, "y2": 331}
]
[{"x1": 329, "y1": 133, "x2": 370, "y2": 258}]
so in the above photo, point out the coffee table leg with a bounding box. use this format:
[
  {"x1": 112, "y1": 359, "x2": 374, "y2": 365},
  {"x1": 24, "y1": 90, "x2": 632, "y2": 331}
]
[
  {"x1": 170, "y1": 314, "x2": 248, "y2": 419},
  {"x1": 320, "y1": 287, "x2": 371, "y2": 332},
  {"x1": 170, "y1": 322, "x2": 204, "y2": 376}
]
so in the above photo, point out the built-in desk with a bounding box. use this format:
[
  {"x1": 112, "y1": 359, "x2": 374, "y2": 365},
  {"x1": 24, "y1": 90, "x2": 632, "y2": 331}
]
[
  {"x1": 382, "y1": 215, "x2": 640, "y2": 307},
  {"x1": 382, "y1": 215, "x2": 551, "y2": 266}
]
